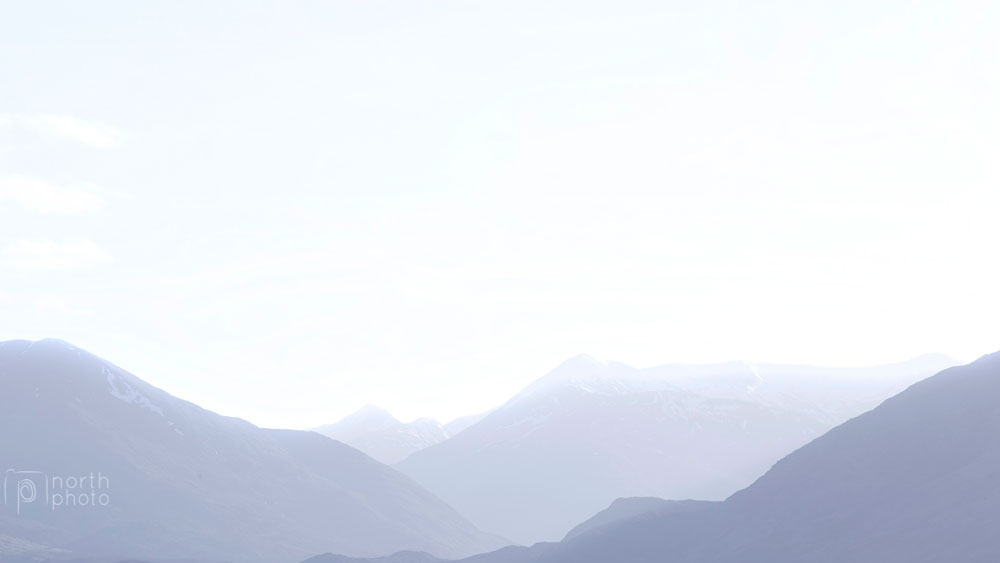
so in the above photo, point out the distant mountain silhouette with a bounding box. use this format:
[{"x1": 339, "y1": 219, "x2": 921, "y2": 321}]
[
  {"x1": 0, "y1": 339, "x2": 506, "y2": 563},
  {"x1": 396, "y1": 353, "x2": 955, "y2": 543},
  {"x1": 442, "y1": 411, "x2": 490, "y2": 438},
  {"x1": 314, "y1": 406, "x2": 487, "y2": 465}
]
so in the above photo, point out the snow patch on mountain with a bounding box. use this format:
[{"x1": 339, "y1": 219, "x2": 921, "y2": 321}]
[{"x1": 104, "y1": 366, "x2": 164, "y2": 416}]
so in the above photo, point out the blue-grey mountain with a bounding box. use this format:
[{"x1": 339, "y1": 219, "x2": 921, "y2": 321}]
[
  {"x1": 309, "y1": 351, "x2": 1000, "y2": 563},
  {"x1": 396, "y1": 354, "x2": 955, "y2": 543},
  {"x1": 0, "y1": 339, "x2": 505, "y2": 563}
]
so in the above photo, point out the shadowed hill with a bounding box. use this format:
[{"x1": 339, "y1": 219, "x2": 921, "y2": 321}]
[{"x1": 0, "y1": 339, "x2": 506, "y2": 563}]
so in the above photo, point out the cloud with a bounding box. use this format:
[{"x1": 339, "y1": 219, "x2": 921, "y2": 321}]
[
  {"x1": 0, "y1": 175, "x2": 104, "y2": 215},
  {"x1": 2, "y1": 238, "x2": 112, "y2": 270},
  {"x1": 0, "y1": 113, "x2": 124, "y2": 149}
]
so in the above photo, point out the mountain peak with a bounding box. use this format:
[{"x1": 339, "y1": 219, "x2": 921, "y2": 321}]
[
  {"x1": 36, "y1": 337, "x2": 78, "y2": 348},
  {"x1": 1, "y1": 337, "x2": 79, "y2": 356},
  {"x1": 314, "y1": 406, "x2": 450, "y2": 464},
  {"x1": 0, "y1": 342, "x2": 505, "y2": 561},
  {"x1": 507, "y1": 354, "x2": 639, "y2": 403},
  {"x1": 551, "y1": 353, "x2": 611, "y2": 373},
  {"x1": 348, "y1": 404, "x2": 399, "y2": 423}
]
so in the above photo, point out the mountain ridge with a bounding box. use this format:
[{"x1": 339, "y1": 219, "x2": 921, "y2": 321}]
[
  {"x1": 298, "y1": 350, "x2": 1000, "y2": 563},
  {"x1": 396, "y1": 353, "x2": 957, "y2": 543},
  {"x1": 314, "y1": 405, "x2": 486, "y2": 465},
  {"x1": 0, "y1": 339, "x2": 506, "y2": 563}
]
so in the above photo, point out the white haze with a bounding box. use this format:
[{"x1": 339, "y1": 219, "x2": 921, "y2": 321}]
[{"x1": 1, "y1": 1, "x2": 999, "y2": 428}]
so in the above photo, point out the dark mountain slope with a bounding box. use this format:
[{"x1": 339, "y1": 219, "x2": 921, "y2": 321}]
[{"x1": 0, "y1": 339, "x2": 505, "y2": 563}]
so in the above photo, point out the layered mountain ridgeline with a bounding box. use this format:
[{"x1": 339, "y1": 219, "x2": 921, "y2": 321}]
[
  {"x1": 0, "y1": 339, "x2": 506, "y2": 563},
  {"x1": 309, "y1": 351, "x2": 1000, "y2": 563},
  {"x1": 314, "y1": 406, "x2": 488, "y2": 465},
  {"x1": 561, "y1": 498, "x2": 716, "y2": 541},
  {"x1": 395, "y1": 353, "x2": 955, "y2": 543},
  {"x1": 302, "y1": 498, "x2": 714, "y2": 563}
]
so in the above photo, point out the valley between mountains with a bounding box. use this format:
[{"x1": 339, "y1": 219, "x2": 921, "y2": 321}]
[{"x1": 6, "y1": 338, "x2": 993, "y2": 563}]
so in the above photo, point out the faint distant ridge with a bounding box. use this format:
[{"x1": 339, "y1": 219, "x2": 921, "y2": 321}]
[{"x1": 314, "y1": 405, "x2": 489, "y2": 465}]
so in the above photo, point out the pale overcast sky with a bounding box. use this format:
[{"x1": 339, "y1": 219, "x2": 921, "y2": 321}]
[{"x1": 2, "y1": 1, "x2": 998, "y2": 429}]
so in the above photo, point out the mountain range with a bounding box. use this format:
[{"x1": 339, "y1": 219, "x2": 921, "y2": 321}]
[
  {"x1": 394, "y1": 353, "x2": 956, "y2": 543},
  {"x1": 3, "y1": 338, "x2": 983, "y2": 563},
  {"x1": 304, "y1": 349, "x2": 1000, "y2": 563},
  {"x1": 0, "y1": 339, "x2": 505, "y2": 563}
]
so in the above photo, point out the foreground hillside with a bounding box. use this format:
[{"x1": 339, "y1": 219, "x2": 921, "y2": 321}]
[{"x1": 0, "y1": 339, "x2": 505, "y2": 563}]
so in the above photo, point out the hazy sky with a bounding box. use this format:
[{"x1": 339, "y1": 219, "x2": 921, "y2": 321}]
[{"x1": 2, "y1": 1, "x2": 998, "y2": 429}]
